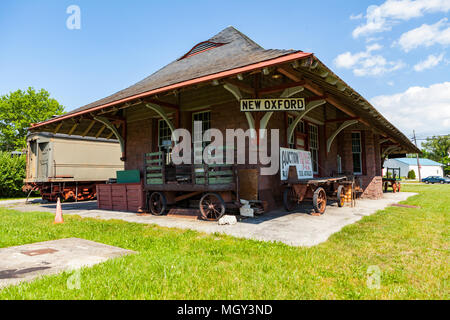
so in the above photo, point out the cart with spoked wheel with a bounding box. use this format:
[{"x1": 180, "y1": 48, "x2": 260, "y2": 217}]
[
  {"x1": 382, "y1": 167, "x2": 401, "y2": 193},
  {"x1": 144, "y1": 151, "x2": 239, "y2": 221},
  {"x1": 282, "y1": 165, "x2": 353, "y2": 215}
]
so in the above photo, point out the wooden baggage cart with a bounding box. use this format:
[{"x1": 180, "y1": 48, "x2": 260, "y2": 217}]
[
  {"x1": 143, "y1": 151, "x2": 239, "y2": 221},
  {"x1": 282, "y1": 167, "x2": 355, "y2": 215},
  {"x1": 383, "y1": 167, "x2": 402, "y2": 193}
]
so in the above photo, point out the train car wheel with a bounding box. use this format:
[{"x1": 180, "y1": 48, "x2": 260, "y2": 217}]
[
  {"x1": 149, "y1": 192, "x2": 167, "y2": 215},
  {"x1": 312, "y1": 187, "x2": 327, "y2": 215},
  {"x1": 199, "y1": 193, "x2": 225, "y2": 221}
]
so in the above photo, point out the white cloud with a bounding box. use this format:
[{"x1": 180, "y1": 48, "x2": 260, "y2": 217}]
[
  {"x1": 352, "y1": 0, "x2": 450, "y2": 38},
  {"x1": 413, "y1": 53, "x2": 445, "y2": 71},
  {"x1": 366, "y1": 43, "x2": 384, "y2": 52},
  {"x1": 371, "y1": 82, "x2": 450, "y2": 136},
  {"x1": 334, "y1": 44, "x2": 405, "y2": 76},
  {"x1": 397, "y1": 18, "x2": 450, "y2": 51}
]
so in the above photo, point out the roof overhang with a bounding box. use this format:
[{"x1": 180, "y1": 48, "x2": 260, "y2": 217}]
[
  {"x1": 31, "y1": 51, "x2": 312, "y2": 129},
  {"x1": 29, "y1": 49, "x2": 419, "y2": 154}
]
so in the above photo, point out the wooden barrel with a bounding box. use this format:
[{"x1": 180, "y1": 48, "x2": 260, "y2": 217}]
[{"x1": 344, "y1": 186, "x2": 353, "y2": 203}]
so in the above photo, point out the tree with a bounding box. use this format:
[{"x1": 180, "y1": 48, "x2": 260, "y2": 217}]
[
  {"x1": 407, "y1": 170, "x2": 416, "y2": 180},
  {"x1": 0, "y1": 87, "x2": 65, "y2": 151},
  {"x1": 0, "y1": 151, "x2": 26, "y2": 198},
  {"x1": 421, "y1": 135, "x2": 450, "y2": 175}
]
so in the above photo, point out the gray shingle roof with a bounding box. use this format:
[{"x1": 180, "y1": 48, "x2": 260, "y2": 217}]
[{"x1": 63, "y1": 26, "x2": 296, "y2": 117}]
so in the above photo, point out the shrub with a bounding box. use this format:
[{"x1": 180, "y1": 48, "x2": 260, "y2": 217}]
[
  {"x1": 0, "y1": 151, "x2": 26, "y2": 198},
  {"x1": 407, "y1": 170, "x2": 416, "y2": 180}
]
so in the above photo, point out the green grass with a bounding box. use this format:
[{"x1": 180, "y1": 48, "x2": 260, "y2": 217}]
[
  {"x1": 0, "y1": 184, "x2": 448, "y2": 299},
  {"x1": 0, "y1": 196, "x2": 39, "y2": 201}
]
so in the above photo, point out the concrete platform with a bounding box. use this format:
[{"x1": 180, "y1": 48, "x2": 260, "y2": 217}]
[
  {"x1": 0, "y1": 238, "x2": 135, "y2": 288},
  {"x1": 1, "y1": 192, "x2": 417, "y2": 247}
]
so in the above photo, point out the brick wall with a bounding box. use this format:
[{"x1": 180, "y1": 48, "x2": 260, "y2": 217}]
[
  {"x1": 125, "y1": 118, "x2": 153, "y2": 177},
  {"x1": 122, "y1": 102, "x2": 385, "y2": 204}
]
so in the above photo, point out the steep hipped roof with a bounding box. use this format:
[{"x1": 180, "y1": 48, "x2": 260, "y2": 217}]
[
  {"x1": 29, "y1": 26, "x2": 418, "y2": 153},
  {"x1": 394, "y1": 158, "x2": 444, "y2": 166},
  {"x1": 62, "y1": 26, "x2": 297, "y2": 117}
]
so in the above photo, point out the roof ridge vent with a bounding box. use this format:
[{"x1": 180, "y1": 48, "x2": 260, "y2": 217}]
[{"x1": 179, "y1": 41, "x2": 225, "y2": 60}]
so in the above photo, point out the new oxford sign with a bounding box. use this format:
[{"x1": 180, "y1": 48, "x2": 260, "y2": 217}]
[{"x1": 240, "y1": 98, "x2": 305, "y2": 112}]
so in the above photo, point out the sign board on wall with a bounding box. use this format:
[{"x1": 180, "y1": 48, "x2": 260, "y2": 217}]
[
  {"x1": 280, "y1": 148, "x2": 313, "y2": 180},
  {"x1": 240, "y1": 98, "x2": 305, "y2": 112}
]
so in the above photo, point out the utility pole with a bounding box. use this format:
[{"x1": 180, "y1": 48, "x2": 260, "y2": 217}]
[{"x1": 413, "y1": 130, "x2": 421, "y2": 181}]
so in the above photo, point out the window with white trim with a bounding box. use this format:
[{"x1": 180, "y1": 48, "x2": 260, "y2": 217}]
[
  {"x1": 192, "y1": 111, "x2": 211, "y2": 148},
  {"x1": 158, "y1": 119, "x2": 172, "y2": 152},
  {"x1": 287, "y1": 115, "x2": 295, "y2": 149},
  {"x1": 288, "y1": 115, "x2": 305, "y2": 149},
  {"x1": 158, "y1": 119, "x2": 173, "y2": 164},
  {"x1": 192, "y1": 111, "x2": 211, "y2": 162},
  {"x1": 309, "y1": 123, "x2": 319, "y2": 174},
  {"x1": 352, "y1": 132, "x2": 362, "y2": 174},
  {"x1": 297, "y1": 120, "x2": 305, "y2": 134}
]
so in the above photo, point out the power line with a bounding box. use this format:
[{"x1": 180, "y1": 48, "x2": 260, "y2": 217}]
[{"x1": 413, "y1": 130, "x2": 422, "y2": 181}]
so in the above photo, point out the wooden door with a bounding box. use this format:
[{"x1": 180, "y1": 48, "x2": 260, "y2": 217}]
[{"x1": 295, "y1": 133, "x2": 307, "y2": 150}]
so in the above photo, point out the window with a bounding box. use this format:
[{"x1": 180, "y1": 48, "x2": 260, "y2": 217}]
[
  {"x1": 287, "y1": 115, "x2": 305, "y2": 149},
  {"x1": 192, "y1": 111, "x2": 211, "y2": 161},
  {"x1": 352, "y1": 132, "x2": 362, "y2": 174},
  {"x1": 297, "y1": 120, "x2": 305, "y2": 134},
  {"x1": 309, "y1": 124, "x2": 319, "y2": 174},
  {"x1": 158, "y1": 119, "x2": 172, "y2": 153},
  {"x1": 179, "y1": 41, "x2": 224, "y2": 60},
  {"x1": 287, "y1": 115, "x2": 295, "y2": 149},
  {"x1": 337, "y1": 155, "x2": 342, "y2": 174},
  {"x1": 192, "y1": 111, "x2": 211, "y2": 144}
]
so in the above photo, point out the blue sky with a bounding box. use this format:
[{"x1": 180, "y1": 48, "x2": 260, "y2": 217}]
[{"x1": 0, "y1": 0, "x2": 449, "y2": 140}]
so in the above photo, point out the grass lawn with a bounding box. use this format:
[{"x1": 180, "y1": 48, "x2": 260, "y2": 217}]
[
  {"x1": 0, "y1": 184, "x2": 448, "y2": 299},
  {"x1": 0, "y1": 196, "x2": 40, "y2": 201}
]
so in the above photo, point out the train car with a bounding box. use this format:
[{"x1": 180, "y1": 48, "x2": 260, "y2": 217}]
[{"x1": 23, "y1": 132, "x2": 123, "y2": 201}]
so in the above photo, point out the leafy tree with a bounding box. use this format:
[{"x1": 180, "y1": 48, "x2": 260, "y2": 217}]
[
  {"x1": 0, "y1": 151, "x2": 26, "y2": 198},
  {"x1": 0, "y1": 87, "x2": 65, "y2": 151},
  {"x1": 407, "y1": 170, "x2": 416, "y2": 180},
  {"x1": 421, "y1": 135, "x2": 450, "y2": 175}
]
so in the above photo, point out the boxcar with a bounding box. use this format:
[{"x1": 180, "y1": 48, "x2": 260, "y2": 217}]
[{"x1": 23, "y1": 132, "x2": 123, "y2": 201}]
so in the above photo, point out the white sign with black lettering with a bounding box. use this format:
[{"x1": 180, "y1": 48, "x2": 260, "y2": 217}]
[
  {"x1": 240, "y1": 98, "x2": 305, "y2": 112},
  {"x1": 280, "y1": 147, "x2": 313, "y2": 180}
]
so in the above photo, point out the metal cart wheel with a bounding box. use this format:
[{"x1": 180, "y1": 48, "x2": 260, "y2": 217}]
[
  {"x1": 149, "y1": 192, "x2": 167, "y2": 215},
  {"x1": 283, "y1": 186, "x2": 298, "y2": 212},
  {"x1": 392, "y1": 183, "x2": 397, "y2": 193},
  {"x1": 337, "y1": 185, "x2": 345, "y2": 208},
  {"x1": 199, "y1": 193, "x2": 225, "y2": 221},
  {"x1": 312, "y1": 187, "x2": 327, "y2": 214}
]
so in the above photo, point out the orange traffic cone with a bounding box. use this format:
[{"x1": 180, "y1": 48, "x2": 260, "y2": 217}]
[{"x1": 54, "y1": 197, "x2": 64, "y2": 224}]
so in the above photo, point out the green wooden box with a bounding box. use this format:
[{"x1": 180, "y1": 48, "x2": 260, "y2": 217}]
[{"x1": 116, "y1": 170, "x2": 141, "y2": 184}]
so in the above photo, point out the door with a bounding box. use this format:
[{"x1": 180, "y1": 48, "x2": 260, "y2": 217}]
[
  {"x1": 295, "y1": 133, "x2": 307, "y2": 150},
  {"x1": 37, "y1": 142, "x2": 49, "y2": 179}
]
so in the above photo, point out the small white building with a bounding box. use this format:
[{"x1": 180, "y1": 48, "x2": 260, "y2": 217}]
[{"x1": 383, "y1": 158, "x2": 444, "y2": 179}]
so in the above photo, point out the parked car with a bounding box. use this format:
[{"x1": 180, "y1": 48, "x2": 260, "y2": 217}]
[{"x1": 421, "y1": 176, "x2": 450, "y2": 184}]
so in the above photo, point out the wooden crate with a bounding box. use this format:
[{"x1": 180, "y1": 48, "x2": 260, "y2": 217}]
[{"x1": 96, "y1": 183, "x2": 144, "y2": 212}]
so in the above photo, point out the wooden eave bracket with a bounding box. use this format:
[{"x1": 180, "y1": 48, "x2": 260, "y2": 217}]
[
  {"x1": 93, "y1": 116, "x2": 125, "y2": 154},
  {"x1": 145, "y1": 103, "x2": 175, "y2": 133},
  {"x1": 223, "y1": 84, "x2": 256, "y2": 139},
  {"x1": 326, "y1": 119, "x2": 359, "y2": 153},
  {"x1": 286, "y1": 99, "x2": 327, "y2": 143},
  {"x1": 260, "y1": 85, "x2": 305, "y2": 139}
]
